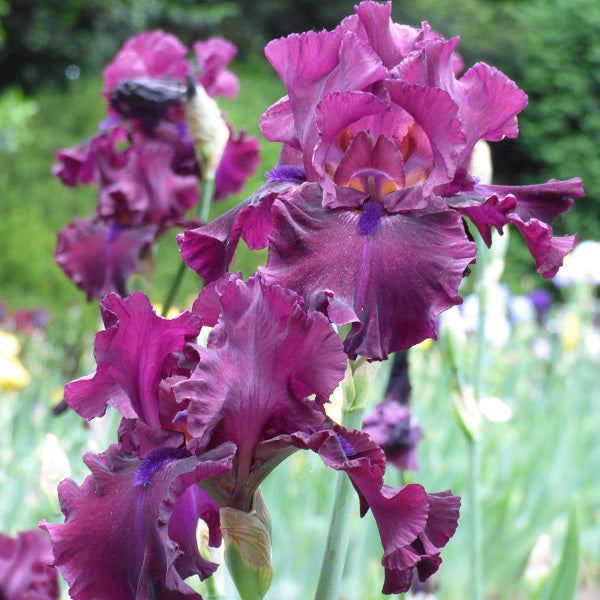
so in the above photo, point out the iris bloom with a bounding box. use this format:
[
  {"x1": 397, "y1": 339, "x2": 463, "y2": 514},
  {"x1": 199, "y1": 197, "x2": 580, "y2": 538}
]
[
  {"x1": 43, "y1": 275, "x2": 459, "y2": 595},
  {"x1": 179, "y1": 0, "x2": 583, "y2": 360},
  {"x1": 54, "y1": 30, "x2": 260, "y2": 301}
]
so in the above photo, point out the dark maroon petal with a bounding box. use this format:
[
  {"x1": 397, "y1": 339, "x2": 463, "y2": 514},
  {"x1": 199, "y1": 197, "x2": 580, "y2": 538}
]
[
  {"x1": 476, "y1": 178, "x2": 584, "y2": 224},
  {"x1": 168, "y1": 484, "x2": 223, "y2": 580},
  {"x1": 193, "y1": 37, "x2": 239, "y2": 99},
  {"x1": 40, "y1": 443, "x2": 234, "y2": 600},
  {"x1": 214, "y1": 129, "x2": 261, "y2": 200},
  {"x1": 52, "y1": 140, "x2": 97, "y2": 186},
  {"x1": 54, "y1": 218, "x2": 157, "y2": 301},
  {"x1": 178, "y1": 180, "x2": 289, "y2": 281},
  {"x1": 449, "y1": 177, "x2": 584, "y2": 277},
  {"x1": 173, "y1": 274, "x2": 346, "y2": 505},
  {"x1": 53, "y1": 127, "x2": 129, "y2": 187},
  {"x1": 96, "y1": 129, "x2": 199, "y2": 229},
  {"x1": 65, "y1": 292, "x2": 202, "y2": 425},
  {"x1": 0, "y1": 530, "x2": 59, "y2": 599},
  {"x1": 262, "y1": 183, "x2": 475, "y2": 360},
  {"x1": 286, "y1": 426, "x2": 457, "y2": 593}
]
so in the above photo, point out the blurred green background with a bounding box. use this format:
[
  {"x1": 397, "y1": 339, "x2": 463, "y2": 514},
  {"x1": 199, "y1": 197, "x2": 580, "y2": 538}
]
[{"x1": 1, "y1": 1, "x2": 599, "y2": 599}]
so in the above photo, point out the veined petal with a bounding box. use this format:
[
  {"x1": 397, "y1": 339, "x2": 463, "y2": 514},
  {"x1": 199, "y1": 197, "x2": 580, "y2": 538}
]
[
  {"x1": 65, "y1": 292, "x2": 202, "y2": 426},
  {"x1": 262, "y1": 183, "x2": 475, "y2": 360},
  {"x1": 40, "y1": 443, "x2": 234, "y2": 600},
  {"x1": 172, "y1": 274, "x2": 347, "y2": 507}
]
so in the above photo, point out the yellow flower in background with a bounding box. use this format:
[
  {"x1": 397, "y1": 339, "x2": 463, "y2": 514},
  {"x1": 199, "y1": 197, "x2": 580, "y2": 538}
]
[
  {"x1": 560, "y1": 312, "x2": 581, "y2": 351},
  {"x1": 0, "y1": 331, "x2": 30, "y2": 391}
]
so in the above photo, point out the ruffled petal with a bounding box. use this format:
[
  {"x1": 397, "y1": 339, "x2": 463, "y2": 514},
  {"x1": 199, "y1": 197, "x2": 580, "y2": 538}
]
[
  {"x1": 264, "y1": 28, "x2": 386, "y2": 180},
  {"x1": 173, "y1": 275, "x2": 346, "y2": 506},
  {"x1": 449, "y1": 177, "x2": 584, "y2": 277},
  {"x1": 262, "y1": 183, "x2": 475, "y2": 360},
  {"x1": 193, "y1": 37, "x2": 239, "y2": 99},
  {"x1": 178, "y1": 180, "x2": 290, "y2": 281},
  {"x1": 65, "y1": 292, "x2": 202, "y2": 426},
  {"x1": 285, "y1": 426, "x2": 459, "y2": 593},
  {"x1": 214, "y1": 129, "x2": 261, "y2": 200},
  {"x1": 103, "y1": 30, "x2": 190, "y2": 97},
  {"x1": 0, "y1": 530, "x2": 59, "y2": 599},
  {"x1": 54, "y1": 218, "x2": 157, "y2": 301},
  {"x1": 40, "y1": 443, "x2": 234, "y2": 600}
]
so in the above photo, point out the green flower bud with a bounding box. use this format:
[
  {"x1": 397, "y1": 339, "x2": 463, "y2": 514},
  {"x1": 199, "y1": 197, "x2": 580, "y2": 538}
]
[{"x1": 221, "y1": 491, "x2": 273, "y2": 600}]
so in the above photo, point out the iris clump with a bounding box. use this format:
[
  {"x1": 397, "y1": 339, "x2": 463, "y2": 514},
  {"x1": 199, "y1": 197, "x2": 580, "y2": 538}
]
[{"x1": 39, "y1": 1, "x2": 584, "y2": 599}]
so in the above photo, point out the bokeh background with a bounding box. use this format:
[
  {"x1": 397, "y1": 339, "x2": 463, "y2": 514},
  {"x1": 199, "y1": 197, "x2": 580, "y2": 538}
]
[{"x1": 1, "y1": 1, "x2": 599, "y2": 598}]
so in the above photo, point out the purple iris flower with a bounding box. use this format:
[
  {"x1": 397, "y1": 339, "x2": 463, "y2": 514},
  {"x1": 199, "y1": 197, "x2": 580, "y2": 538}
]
[
  {"x1": 54, "y1": 30, "x2": 260, "y2": 301},
  {"x1": 172, "y1": 273, "x2": 348, "y2": 510},
  {"x1": 178, "y1": 0, "x2": 583, "y2": 360},
  {"x1": 0, "y1": 529, "x2": 59, "y2": 599}
]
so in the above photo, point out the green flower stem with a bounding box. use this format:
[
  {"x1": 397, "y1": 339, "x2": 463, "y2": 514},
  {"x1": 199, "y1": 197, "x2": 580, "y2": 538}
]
[
  {"x1": 468, "y1": 231, "x2": 489, "y2": 600},
  {"x1": 203, "y1": 574, "x2": 225, "y2": 600},
  {"x1": 161, "y1": 177, "x2": 215, "y2": 317},
  {"x1": 314, "y1": 397, "x2": 365, "y2": 600}
]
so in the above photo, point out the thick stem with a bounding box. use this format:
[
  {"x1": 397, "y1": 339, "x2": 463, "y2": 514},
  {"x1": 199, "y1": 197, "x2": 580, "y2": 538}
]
[
  {"x1": 313, "y1": 404, "x2": 365, "y2": 600},
  {"x1": 161, "y1": 177, "x2": 214, "y2": 317}
]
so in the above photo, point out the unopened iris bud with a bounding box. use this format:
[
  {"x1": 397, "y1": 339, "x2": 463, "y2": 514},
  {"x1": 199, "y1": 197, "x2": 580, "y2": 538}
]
[
  {"x1": 220, "y1": 491, "x2": 273, "y2": 600},
  {"x1": 185, "y1": 78, "x2": 230, "y2": 180}
]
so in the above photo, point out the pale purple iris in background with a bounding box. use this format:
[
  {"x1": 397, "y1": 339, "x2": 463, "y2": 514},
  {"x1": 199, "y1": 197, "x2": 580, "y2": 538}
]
[{"x1": 179, "y1": 0, "x2": 583, "y2": 361}]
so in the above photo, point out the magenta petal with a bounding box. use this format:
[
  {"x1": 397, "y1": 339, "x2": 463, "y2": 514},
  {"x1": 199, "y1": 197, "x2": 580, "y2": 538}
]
[
  {"x1": 65, "y1": 292, "x2": 202, "y2": 425},
  {"x1": 512, "y1": 220, "x2": 577, "y2": 278},
  {"x1": 54, "y1": 218, "x2": 157, "y2": 301},
  {"x1": 476, "y1": 178, "x2": 584, "y2": 224},
  {"x1": 0, "y1": 530, "x2": 59, "y2": 599},
  {"x1": 103, "y1": 30, "x2": 190, "y2": 94},
  {"x1": 450, "y1": 177, "x2": 584, "y2": 276},
  {"x1": 53, "y1": 140, "x2": 97, "y2": 186},
  {"x1": 286, "y1": 426, "x2": 458, "y2": 593},
  {"x1": 386, "y1": 81, "x2": 465, "y2": 201},
  {"x1": 174, "y1": 275, "x2": 347, "y2": 468},
  {"x1": 264, "y1": 29, "x2": 386, "y2": 179},
  {"x1": 96, "y1": 130, "x2": 199, "y2": 229},
  {"x1": 259, "y1": 96, "x2": 299, "y2": 148},
  {"x1": 262, "y1": 183, "x2": 475, "y2": 360},
  {"x1": 193, "y1": 37, "x2": 239, "y2": 99},
  {"x1": 40, "y1": 443, "x2": 234, "y2": 600},
  {"x1": 178, "y1": 180, "x2": 288, "y2": 281},
  {"x1": 168, "y1": 486, "x2": 222, "y2": 580},
  {"x1": 214, "y1": 129, "x2": 261, "y2": 200}
]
